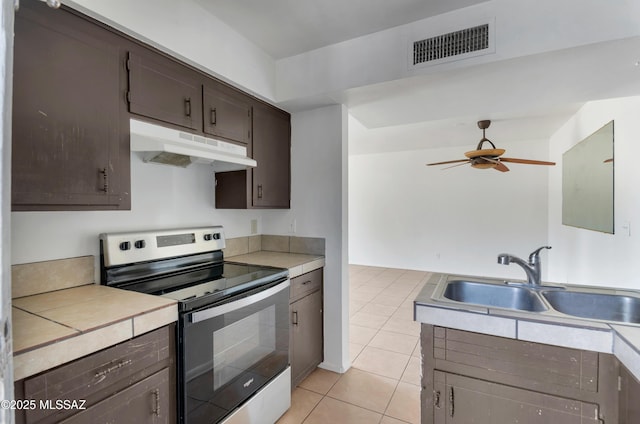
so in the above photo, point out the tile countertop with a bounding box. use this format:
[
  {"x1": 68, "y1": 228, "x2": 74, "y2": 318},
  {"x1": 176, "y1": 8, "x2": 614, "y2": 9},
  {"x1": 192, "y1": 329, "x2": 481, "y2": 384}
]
[
  {"x1": 11, "y1": 251, "x2": 324, "y2": 382},
  {"x1": 227, "y1": 251, "x2": 325, "y2": 278},
  {"x1": 12, "y1": 284, "x2": 177, "y2": 381},
  {"x1": 414, "y1": 272, "x2": 640, "y2": 382}
]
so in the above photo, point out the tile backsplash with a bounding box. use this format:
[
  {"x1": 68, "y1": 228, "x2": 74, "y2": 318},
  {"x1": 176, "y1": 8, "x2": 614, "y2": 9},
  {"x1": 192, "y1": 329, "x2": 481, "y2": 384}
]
[
  {"x1": 12, "y1": 256, "x2": 94, "y2": 298},
  {"x1": 11, "y1": 235, "x2": 324, "y2": 298},
  {"x1": 225, "y1": 235, "x2": 325, "y2": 257}
]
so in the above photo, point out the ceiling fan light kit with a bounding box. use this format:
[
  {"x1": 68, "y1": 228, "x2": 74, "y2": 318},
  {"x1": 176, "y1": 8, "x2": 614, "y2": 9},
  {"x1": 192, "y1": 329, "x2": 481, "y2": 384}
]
[{"x1": 427, "y1": 120, "x2": 556, "y2": 172}]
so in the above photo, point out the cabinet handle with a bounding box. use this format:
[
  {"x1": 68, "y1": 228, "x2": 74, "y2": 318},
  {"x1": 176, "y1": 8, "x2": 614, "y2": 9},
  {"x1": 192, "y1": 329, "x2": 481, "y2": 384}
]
[
  {"x1": 210, "y1": 108, "x2": 217, "y2": 125},
  {"x1": 434, "y1": 390, "x2": 441, "y2": 409},
  {"x1": 184, "y1": 97, "x2": 192, "y2": 117},
  {"x1": 302, "y1": 280, "x2": 312, "y2": 286},
  {"x1": 99, "y1": 168, "x2": 108, "y2": 193},
  {"x1": 257, "y1": 184, "x2": 263, "y2": 199},
  {"x1": 449, "y1": 386, "x2": 455, "y2": 418},
  {"x1": 152, "y1": 389, "x2": 160, "y2": 416},
  {"x1": 292, "y1": 310, "x2": 298, "y2": 326}
]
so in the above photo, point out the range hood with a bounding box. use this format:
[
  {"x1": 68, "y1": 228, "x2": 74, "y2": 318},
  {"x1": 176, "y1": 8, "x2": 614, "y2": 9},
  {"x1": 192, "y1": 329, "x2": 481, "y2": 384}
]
[{"x1": 129, "y1": 118, "x2": 257, "y2": 171}]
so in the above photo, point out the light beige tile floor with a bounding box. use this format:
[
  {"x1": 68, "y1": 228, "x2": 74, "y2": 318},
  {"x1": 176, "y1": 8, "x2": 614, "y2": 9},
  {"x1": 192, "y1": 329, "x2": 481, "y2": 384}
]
[{"x1": 277, "y1": 265, "x2": 430, "y2": 424}]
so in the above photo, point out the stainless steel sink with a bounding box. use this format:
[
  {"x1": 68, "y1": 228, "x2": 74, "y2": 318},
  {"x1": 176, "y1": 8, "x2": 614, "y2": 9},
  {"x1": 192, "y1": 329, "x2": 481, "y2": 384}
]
[
  {"x1": 541, "y1": 290, "x2": 640, "y2": 324},
  {"x1": 443, "y1": 280, "x2": 548, "y2": 312}
]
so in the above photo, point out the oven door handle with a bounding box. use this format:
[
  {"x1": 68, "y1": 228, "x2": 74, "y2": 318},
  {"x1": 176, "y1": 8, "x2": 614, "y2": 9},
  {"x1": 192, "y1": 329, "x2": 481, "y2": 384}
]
[{"x1": 189, "y1": 279, "x2": 290, "y2": 323}]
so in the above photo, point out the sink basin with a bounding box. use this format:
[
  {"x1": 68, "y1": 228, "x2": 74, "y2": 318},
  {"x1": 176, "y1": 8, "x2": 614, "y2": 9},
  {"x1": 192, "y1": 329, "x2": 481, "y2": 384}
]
[
  {"x1": 541, "y1": 290, "x2": 640, "y2": 324},
  {"x1": 443, "y1": 280, "x2": 548, "y2": 312}
]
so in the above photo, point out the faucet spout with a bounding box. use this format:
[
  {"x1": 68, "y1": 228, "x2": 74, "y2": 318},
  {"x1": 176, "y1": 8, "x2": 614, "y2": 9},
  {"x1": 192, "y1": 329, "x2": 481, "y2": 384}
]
[{"x1": 497, "y1": 246, "x2": 551, "y2": 286}]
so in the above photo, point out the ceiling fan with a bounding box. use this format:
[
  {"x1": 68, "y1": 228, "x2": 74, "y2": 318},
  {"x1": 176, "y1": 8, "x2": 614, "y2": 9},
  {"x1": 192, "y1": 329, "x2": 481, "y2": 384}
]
[{"x1": 426, "y1": 120, "x2": 556, "y2": 172}]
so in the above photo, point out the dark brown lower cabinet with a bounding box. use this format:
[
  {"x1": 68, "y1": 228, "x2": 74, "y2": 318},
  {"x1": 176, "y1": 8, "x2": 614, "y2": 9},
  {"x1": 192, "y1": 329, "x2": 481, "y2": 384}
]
[
  {"x1": 619, "y1": 363, "x2": 640, "y2": 424},
  {"x1": 14, "y1": 325, "x2": 175, "y2": 424},
  {"x1": 59, "y1": 368, "x2": 170, "y2": 424},
  {"x1": 290, "y1": 269, "x2": 323, "y2": 387},
  {"x1": 433, "y1": 371, "x2": 601, "y2": 423},
  {"x1": 421, "y1": 325, "x2": 619, "y2": 424}
]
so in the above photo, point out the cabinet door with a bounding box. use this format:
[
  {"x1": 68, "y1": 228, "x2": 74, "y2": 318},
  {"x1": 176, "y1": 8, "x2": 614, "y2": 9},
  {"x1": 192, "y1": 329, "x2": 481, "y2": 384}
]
[
  {"x1": 290, "y1": 290, "x2": 323, "y2": 387},
  {"x1": 12, "y1": 2, "x2": 130, "y2": 210},
  {"x1": 432, "y1": 371, "x2": 601, "y2": 424},
  {"x1": 203, "y1": 80, "x2": 252, "y2": 145},
  {"x1": 251, "y1": 103, "x2": 290, "y2": 208},
  {"x1": 619, "y1": 364, "x2": 640, "y2": 424},
  {"x1": 60, "y1": 368, "x2": 173, "y2": 424},
  {"x1": 127, "y1": 50, "x2": 202, "y2": 131}
]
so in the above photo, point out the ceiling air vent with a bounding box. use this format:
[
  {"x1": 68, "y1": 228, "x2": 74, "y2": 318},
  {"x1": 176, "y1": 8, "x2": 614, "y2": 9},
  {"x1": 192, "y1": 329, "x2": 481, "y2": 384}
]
[{"x1": 412, "y1": 23, "x2": 492, "y2": 67}]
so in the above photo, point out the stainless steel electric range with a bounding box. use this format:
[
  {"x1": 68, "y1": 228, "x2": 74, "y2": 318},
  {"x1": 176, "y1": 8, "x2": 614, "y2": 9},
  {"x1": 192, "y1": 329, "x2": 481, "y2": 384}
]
[{"x1": 100, "y1": 226, "x2": 291, "y2": 424}]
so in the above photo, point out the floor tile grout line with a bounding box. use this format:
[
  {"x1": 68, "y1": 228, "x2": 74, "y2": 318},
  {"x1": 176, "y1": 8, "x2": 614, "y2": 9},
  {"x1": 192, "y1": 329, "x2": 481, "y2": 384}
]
[{"x1": 288, "y1": 265, "x2": 424, "y2": 424}]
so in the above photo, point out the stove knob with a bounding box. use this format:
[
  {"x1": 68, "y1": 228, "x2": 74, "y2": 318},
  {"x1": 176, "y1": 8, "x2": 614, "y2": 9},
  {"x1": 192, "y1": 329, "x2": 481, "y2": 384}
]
[
  {"x1": 119, "y1": 241, "x2": 131, "y2": 251},
  {"x1": 134, "y1": 240, "x2": 146, "y2": 249},
  {"x1": 212, "y1": 233, "x2": 221, "y2": 240},
  {"x1": 203, "y1": 234, "x2": 212, "y2": 241}
]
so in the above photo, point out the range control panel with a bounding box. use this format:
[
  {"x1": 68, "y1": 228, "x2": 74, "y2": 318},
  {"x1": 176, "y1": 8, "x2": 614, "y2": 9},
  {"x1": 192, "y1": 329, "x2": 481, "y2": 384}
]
[{"x1": 101, "y1": 227, "x2": 225, "y2": 266}]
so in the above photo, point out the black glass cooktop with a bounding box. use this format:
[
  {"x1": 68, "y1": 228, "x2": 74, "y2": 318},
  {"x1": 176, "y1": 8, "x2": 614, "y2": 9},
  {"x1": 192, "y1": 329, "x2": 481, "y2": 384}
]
[{"x1": 116, "y1": 262, "x2": 288, "y2": 311}]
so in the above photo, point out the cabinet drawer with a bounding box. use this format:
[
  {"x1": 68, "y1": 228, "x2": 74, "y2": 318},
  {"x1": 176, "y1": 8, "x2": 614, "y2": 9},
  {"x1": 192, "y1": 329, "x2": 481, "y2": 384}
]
[
  {"x1": 290, "y1": 268, "x2": 322, "y2": 301},
  {"x1": 23, "y1": 325, "x2": 173, "y2": 423},
  {"x1": 433, "y1": 327, "x2": 599, "y2": 394}
]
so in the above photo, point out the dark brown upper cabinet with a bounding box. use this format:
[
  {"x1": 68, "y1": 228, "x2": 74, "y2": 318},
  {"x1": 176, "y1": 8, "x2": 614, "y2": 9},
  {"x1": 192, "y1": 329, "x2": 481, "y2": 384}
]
[
  {"x1": 127, "y1": 50, "x2": 203, "y2": 131},
  {"x1": 203, "y1": 80, "x2": 252, "y2": 146},
  {"x1": 252, "y1": 102, "x2": 291, "y2": 208},
  {"x1": 12, "y1": 2, "x2": 130, "y2": 211},
  {"x1": 215, "y1": 102, "x2": 291, "y2": 209}
]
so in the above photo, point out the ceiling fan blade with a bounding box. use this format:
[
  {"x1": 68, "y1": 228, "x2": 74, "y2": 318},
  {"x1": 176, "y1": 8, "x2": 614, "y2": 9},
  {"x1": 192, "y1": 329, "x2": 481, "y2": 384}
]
[
  {"x1": 426, "y1": 159, "x2": 470, "y2": 166},
  {"x1": 494, "y1": 161, "x2": 509, "y2": 172},
  {"x1": 441, "y1": 161, "x2": 471, "y2": 170},
  {"x1": 500, "y1": 157, "x2": 556, "y2": 166},
  {"x1": 480, "y1": 156, "x2": 510, "y2": 172}
]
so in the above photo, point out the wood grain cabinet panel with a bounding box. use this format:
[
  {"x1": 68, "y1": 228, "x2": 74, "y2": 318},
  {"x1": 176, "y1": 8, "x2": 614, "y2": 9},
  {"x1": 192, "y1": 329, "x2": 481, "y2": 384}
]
[
  {"x1": 421, "y1": 325, "x2": 619, "y2": 424},
  {"x1": 215, "y1": 101, "x2": 291, "y2": 209},
  {"x1": 59, "y1": 369, "x2": 171, "y2": 424},
  {"x1": 252, "y1": 102, "x2": 291, "y2": 208},
  {"x1": 12, "y1": 1, "x2": 130, "y2": 210},
  {"x1": 619, "y1": 364, "x2": 640, "y2": 424},
  {"x1": 433, "y1": 371, "x2": 601, "y2": 424},
  {"x1": 127, "y1": 50, "x2": 203, "y2": 131},
  {"x1": 15, "y1": 325, "x2": 176, "y2": 424},
  {"x1": 290, "y1": 269, "x2": 323, "y2": 387},
  {"x1": 203, "y1": 80, "x2": 252, "y2": 145}
]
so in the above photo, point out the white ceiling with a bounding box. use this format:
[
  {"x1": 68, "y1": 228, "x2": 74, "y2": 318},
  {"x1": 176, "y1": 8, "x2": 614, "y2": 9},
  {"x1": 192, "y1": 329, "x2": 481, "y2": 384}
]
[
  {"x1": 193, "y1": 0, "x2": 489, "y2": 59},
  {"x1": 194, "y1": 0, "x2": 640, "y2": 154}
]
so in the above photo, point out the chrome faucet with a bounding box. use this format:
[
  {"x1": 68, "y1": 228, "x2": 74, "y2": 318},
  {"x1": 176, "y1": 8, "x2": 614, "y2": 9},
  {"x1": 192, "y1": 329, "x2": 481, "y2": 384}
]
[{"x1": 497, "y1": 246, "x2": 552, "y2": 287}]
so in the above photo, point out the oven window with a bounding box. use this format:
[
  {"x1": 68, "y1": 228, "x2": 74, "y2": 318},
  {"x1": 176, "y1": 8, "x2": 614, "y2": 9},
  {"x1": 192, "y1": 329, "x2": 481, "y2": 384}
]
[
  {"x1": 181, "y1": 281, "x2": 289, "y2": 423},
  {"x1": 212, "y1": 304, "x2": 276, "y2": 391}
]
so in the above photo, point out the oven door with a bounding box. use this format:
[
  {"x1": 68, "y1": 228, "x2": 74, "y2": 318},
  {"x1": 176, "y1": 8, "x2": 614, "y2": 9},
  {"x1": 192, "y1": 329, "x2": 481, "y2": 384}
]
[{"x1": 179, "y1": 278, "x2": 290, "y2": 424}]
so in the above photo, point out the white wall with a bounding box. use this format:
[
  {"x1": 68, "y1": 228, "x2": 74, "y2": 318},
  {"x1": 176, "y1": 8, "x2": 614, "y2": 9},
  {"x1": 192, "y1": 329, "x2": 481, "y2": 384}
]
[
  {"x1": 547, "y1": 96, "x2": 640, "y2": 288},
  {"x1": 12, "y1": 155, "x2": 263, "y2": 268},
  {"x1": 66, "y1": 0, "x2": 277, "y2": 101},
  {"x1": 263, "y1": 105, "x2": 349, "y2": 373},
  {"x1": 349, "y1": 136, "x2": 550, "y2": 281}
]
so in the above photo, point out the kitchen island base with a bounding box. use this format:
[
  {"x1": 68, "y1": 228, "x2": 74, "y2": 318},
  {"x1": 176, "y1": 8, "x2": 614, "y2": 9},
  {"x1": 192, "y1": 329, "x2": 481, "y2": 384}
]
[{"x1": 421, "y1": 324, "x2": 620, "y2": 424}]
